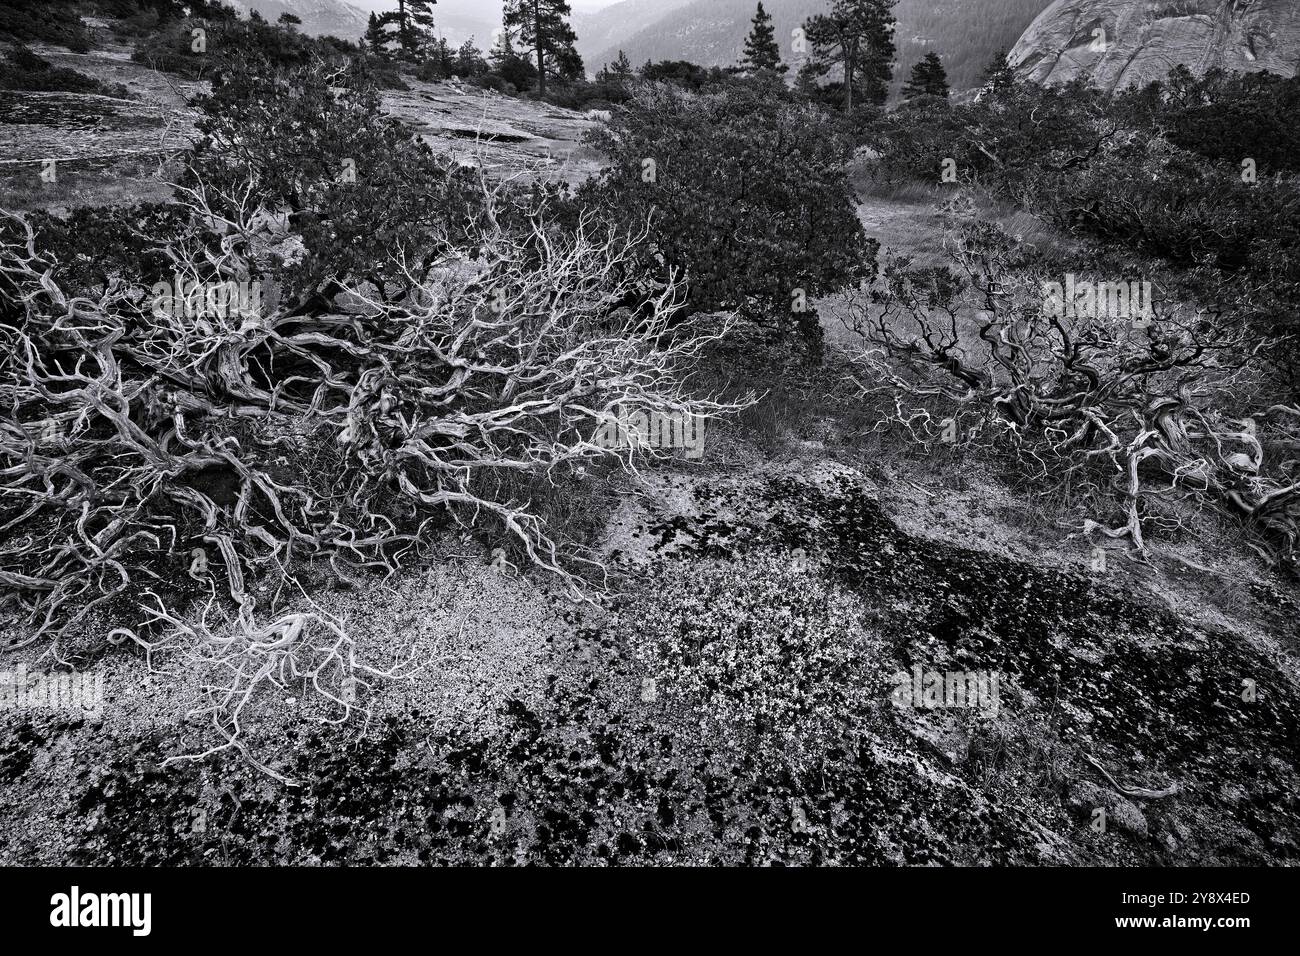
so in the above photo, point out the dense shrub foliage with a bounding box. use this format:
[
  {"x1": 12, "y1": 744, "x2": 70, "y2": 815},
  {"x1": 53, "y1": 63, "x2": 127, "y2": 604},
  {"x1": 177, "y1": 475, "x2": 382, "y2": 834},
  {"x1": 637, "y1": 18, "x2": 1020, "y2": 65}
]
[
  {"x1": 582, "y1": 81, "x2": 876, "y2": 351},
  {"x1": 184, "y1": 56, "x2": 484, "y2": 304},
  {"x1": 0, "y1": 45, "x2": 130, "y2": 97},
  {"x1": 0, "y1": 61, "x2": 748, "y2": 737},
  {"x1": 0, "y1": 0, "x2": 93, "y2": 51},
  {"x1": 1154, "y1": 67, "x2": 1300, "y2": 177},
  {"x1": 18, "y1": 202, "x2": 184, "y2": 295},
  {"x1": 129, "y1": 5, "x2": 360, "y2": 78},
  {"x1": 638, "y1": 60, "x2": 732, "y2": 92}
]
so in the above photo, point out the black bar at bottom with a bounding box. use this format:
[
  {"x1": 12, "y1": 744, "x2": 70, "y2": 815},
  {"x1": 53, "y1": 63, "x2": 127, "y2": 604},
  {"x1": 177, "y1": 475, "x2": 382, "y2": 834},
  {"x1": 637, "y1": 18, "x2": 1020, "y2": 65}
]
[{"x1": 0, "y1": 866, "x2": 1289, "y2": 942}]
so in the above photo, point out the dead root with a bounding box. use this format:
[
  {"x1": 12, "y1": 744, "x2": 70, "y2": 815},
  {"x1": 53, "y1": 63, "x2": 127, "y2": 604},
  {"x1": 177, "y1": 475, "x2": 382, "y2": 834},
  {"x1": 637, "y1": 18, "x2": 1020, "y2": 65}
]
[{"x1": 1084, "y1": 753, "x2": 1182, "y2": 801}]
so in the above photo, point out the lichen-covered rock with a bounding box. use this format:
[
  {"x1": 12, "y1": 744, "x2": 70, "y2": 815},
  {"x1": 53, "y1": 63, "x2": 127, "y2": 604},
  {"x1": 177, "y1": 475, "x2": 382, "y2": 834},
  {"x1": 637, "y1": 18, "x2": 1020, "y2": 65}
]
[
  {"x1": 4, "y1": 465, "x2": 1298, "y2": 865},
  {"x1": 1009, "y1": 0, "x2": 1300, "y2": 92},
  {"x1": 1067, "y1": 779, "x2": 1149, "y2": 838}
]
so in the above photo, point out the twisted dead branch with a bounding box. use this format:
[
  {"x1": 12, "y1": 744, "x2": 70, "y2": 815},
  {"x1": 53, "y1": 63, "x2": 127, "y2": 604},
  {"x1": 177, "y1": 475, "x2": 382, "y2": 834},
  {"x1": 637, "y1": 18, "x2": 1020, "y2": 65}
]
[
  {"x1": 108, "y1": 591, "x2": 422, "y2": 786},
  {"x1": 1083, "y1": 753, "x2": 1181, "y2": 801},
  {"x1": 840, "y1": 218, "x2": 1300, "y2": 565},
  {"x1": 0, "y1": 171, "x2": 746, "y2": 663}
]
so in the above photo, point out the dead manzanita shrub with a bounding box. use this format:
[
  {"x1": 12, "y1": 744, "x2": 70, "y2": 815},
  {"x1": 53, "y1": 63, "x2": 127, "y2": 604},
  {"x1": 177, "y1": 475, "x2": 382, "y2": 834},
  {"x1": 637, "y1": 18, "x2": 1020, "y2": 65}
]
[
  {"x1": 0, "y1": 171, "x2": 749, "y2": 767},
  {"x1": 839, "y1": 217, "x2": 1300, "y2": 565}
]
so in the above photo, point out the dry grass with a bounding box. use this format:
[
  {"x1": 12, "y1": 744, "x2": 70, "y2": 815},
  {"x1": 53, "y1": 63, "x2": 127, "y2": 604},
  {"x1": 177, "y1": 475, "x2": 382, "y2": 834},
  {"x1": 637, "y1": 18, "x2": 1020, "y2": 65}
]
[
  {"x1": 0, "y1": 153, "x2": 173, "y2": 211},
  {"x1": 966, "y1": 707, "x2": 1074, "y2": 804}
]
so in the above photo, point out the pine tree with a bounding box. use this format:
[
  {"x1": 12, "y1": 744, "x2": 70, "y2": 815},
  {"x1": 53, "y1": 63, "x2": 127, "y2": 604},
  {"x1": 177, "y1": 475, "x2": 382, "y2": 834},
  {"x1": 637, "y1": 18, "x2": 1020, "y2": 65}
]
[
  {"x1": 364, "y1": 12, "x2": 389, "y2": 55},
  {"x1": 611, "y1": 49, "x2": 633, "y2": 80},
  {"x1": 794, "y1": 59, "x2": 821, "y2": 100},
  {"x1": 596, "y1": 49, "x2": 632, "y2": 86},
  {"x1": 432, "y1": 36, "x2": 453, "y2": 75},
  {"x1": 902, "y1": 51, "x2": 948, "y2": 98},
  {"x1": 981, "y1": 50, "x2": 1016, "y2": 97},
  {"x1": 454, "y1": 38, "x2": 485, "y2": 77},
  {"x1": 380, "y1": 0, "x2": 437, "y2": 60},
  {"x1": 490, "y1": 25, "x2": 515, "y2": 69},
  {"x1": 803, "y1": 0, "x2": 897, "y2": 112},
  {"x1": 490, "y1": 22, "x2": 538, "y2": 90},
  {"x1": 741, "y1": 2, "x2": 785, "y2": 75},
  {"x1": 503, "y1": 0, "x2": 583, "y2": 96}
]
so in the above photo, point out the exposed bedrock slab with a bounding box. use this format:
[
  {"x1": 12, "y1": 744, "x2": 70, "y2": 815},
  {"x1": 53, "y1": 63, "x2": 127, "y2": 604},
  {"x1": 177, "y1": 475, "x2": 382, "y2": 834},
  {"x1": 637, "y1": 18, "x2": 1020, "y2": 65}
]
[{"x1": 1010, "y1": 0, "x2": 1300, "y2": 92}]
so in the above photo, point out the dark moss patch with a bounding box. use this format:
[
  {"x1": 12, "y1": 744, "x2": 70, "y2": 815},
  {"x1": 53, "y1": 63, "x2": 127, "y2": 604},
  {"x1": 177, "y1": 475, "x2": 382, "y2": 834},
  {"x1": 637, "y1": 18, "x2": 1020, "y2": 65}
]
[
  {"x1": 646, "y1": 473, "x2": 1300, "y2": 860},
  {"x1": 13, "y1": 472, "x2": 1299, "y2": 866},
  {"x1": 0, "y1": 721, "x2": 45, "y2": 783}
]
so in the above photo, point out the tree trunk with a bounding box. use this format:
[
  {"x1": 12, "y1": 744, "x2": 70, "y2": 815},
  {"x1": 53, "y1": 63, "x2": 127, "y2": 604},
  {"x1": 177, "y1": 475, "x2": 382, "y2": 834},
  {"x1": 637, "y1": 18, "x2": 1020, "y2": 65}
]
[
  {"x1": 843, "y1": 35, "x2": 855, "y2": 112},
  {"x1": 534, "y1": 0, "x2": 547, "y2": 96}
]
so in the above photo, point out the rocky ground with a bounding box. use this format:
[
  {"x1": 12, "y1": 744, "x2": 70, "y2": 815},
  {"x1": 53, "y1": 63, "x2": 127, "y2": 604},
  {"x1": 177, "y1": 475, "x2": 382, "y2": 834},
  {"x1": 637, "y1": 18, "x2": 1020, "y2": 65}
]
[
  {"x1": 2, "y1": 41, "x2": 1299, "y2": 866},
  {"x1": 3, "y1": 445, "x2": 1298, "y2": 865},
  {"x1": 0, "y1": 41, "x2": 600, "y2": 211}
]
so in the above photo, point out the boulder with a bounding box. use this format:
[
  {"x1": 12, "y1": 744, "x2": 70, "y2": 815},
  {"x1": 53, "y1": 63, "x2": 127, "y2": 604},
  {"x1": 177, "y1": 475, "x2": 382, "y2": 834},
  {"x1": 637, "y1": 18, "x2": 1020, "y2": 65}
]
[{"x1": 1009, "y1": 0, "x2": 1300, "y2": 92}]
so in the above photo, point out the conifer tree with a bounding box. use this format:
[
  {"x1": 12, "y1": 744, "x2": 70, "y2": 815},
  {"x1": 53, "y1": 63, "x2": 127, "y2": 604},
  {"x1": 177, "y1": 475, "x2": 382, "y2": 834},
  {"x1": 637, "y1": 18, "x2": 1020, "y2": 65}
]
[
  {"x1": 377, "y1": 0, "x2": 437, "y2": 60},
  {"x1": 742, "y1": 2, "x2": 785, "y2": 75},
  {"x1": 503, "y1": 0, "x2": 582, "y2": 95},
  {"x1": 364, "y1": 12, "x2": 389, "y2": 55},
  {"x1": 803, "y1": 0, "x2": 897, "y2": 112},
  {"x1": 981, "y1": 50, "x2": 1017, "y2": 97},
  {"x1": 902, "y1": 51, "x2": 949, "y2": 98}
]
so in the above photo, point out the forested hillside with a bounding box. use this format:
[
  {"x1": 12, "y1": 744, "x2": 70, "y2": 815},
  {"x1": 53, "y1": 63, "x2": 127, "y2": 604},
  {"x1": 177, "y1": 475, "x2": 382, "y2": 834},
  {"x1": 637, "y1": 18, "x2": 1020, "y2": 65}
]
[{"x1": 586, "y1": 0, "x2": 1052, "y2": 92}]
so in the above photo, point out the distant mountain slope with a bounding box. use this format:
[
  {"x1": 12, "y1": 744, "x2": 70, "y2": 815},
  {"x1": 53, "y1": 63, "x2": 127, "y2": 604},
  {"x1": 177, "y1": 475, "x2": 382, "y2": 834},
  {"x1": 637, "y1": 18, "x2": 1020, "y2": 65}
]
[
  {"x1": 1009, "y1": 0, "x2": 1300, "y2": 92},
  {"x1": 228, "y1": 0, "x2": 369, "y2": 40},
  {"x1": 894, "y1": 0, "x2": 1054, "y2": 92},
  {"x1": 585, "y1": 0, "x2": 1053, "y2": 92},
  {"x1": 417, "y1": 0, "x2": 503, "y2": 49},
  {"x1": 574, "y1": 0, "x2": 700, "y2": 70},
  {"x1": 231, "y1": 0, "x2": 501, "y2": 48}
]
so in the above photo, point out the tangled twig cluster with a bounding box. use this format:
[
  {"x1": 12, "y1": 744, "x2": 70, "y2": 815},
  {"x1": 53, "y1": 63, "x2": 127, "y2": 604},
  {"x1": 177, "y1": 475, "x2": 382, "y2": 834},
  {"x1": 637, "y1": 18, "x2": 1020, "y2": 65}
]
[
  {"x1": 840, "y1": 219, "x2": 1300, "y2": 564},
  {"x1": 0, "y1": 172, "x2": 743, "y2": 664},
  {"x1": 108, "y1": 591, "x2": 421, "y2": 784}
]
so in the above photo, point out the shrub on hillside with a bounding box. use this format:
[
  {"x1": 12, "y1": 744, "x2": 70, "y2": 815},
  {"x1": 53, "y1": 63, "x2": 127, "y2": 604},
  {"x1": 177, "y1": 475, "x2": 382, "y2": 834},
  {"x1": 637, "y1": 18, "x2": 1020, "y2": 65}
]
[
  {"x1": 541, "y1": 76, "x2": 633, "y2": 110},
  {"x1": 467, "y1": 72, "x2": 516, "y2": 95},
  {"x1": 843, "y1": 218, "x2": 1300, "y2": 566},
  {"x1": 493, "y1": 49, "x2": 539, "y2": 92},
  {"x1": 870, "y1": 78, "x2": 1120, "y2": 192},
  {"x1": 639, "y1": 59, "x2": 731, "y2": 93},
  {"x1": 581, "y1": 81, "x2": 875, "y2": 353},
  {"x1": 0, "y1": 53, "x2": 745, "y2": 674},
  {"x1": 20, "y1": 202, "x2": 184, "y2": 295},
  {"x1": 184, "y1": 57, "x2": 484, "y2": 304},
  {"x1": 1037, "y1": 140, "x2": 1300, "y2": 282},
  {"x1": 1144, "y1": 67, "x2": 1300, "y2": 177},
  {"x1": 0, "y1": 0, "x2": 92, "y2": 52},
  {"x1": 130, "y1": 8, "x2": 358, "y2": 79},
  {"x1": 0, "y1": 45, "x2": 131, "y2": 97},
  {"x1": 869, "y1": 72, "x2": 1300, "y2": 379}
]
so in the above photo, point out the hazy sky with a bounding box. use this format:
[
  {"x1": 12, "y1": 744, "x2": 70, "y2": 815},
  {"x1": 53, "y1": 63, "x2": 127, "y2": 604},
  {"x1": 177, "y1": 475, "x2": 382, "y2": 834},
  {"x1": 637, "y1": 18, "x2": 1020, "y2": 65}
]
[{"x1": 348, "y1": 1, "x2": 624, "y2": 14}]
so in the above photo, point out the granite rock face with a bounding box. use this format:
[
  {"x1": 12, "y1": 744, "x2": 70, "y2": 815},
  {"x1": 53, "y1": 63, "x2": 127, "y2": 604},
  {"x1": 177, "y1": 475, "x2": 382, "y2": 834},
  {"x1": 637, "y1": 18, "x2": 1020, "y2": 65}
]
[{"x1": 1009, "y1": 0, "x2": 1300, "y2": 91}]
